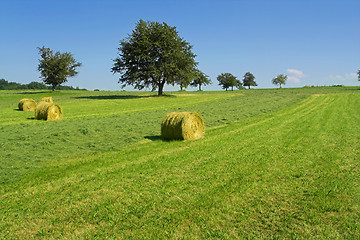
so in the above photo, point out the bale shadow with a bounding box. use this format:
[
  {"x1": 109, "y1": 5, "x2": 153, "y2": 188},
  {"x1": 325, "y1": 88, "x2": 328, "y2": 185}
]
[
  {"x1": 74, "y1": 94, "x2": 176, "y2": 100},
  {"x1": 16, "y1": 91, "x2": 51, "y2": 94},
  {"x1": 74, "y1": 95, "x2": 149, "y2": 100},
  {"x1": 13, "y1": 109, "x2": 21, "y2": 111},
  {"x1": 27, "y1": 117, "x2": 35, "y2": 120},
  {"x1": 144, "y1": 135, "x2": 162, "y2": 141}
]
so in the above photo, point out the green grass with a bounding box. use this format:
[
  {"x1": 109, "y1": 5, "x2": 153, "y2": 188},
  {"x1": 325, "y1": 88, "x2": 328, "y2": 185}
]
[{"x1": 1, "y1": 87, "x2": 359, "y2": 238}]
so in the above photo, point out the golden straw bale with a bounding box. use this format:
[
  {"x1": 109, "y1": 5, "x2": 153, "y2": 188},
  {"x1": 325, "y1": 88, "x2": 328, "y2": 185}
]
[
  {"x1": 41, "y1": 97, "x2": 53, "y2": 103},
  {"x1": 161, "y1": 112, "x2": 204, "y2": 140},
  {"x1": 35, "y1": 101, "x2": 63, "y2": 121},
  {"x1": 18, "y1": 98, "x2": 37, "y2": 111}
]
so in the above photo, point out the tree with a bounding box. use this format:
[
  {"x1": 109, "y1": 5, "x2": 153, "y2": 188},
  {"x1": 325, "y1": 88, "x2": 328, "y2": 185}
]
[
  {"x1": 243, "y1": 72, "x2": 257, "y2": 89},
  {"x1": 272, "y1": 74, "x2": 287, "y2": 88},
  {"x1": 37, "y1": 46, "x2": 81, "y2": 91},
  {"x1": 178, "y1": 70, "x2": 195, "y2": 91},
  {"x1": 111, "y1": 20, "x2": 197, "y2": 96},
  {"x1": 191, "y1": 70, "x2": 211, "y2": 91},
  {"x1": 217, "y1": 73, "x2": 238, "y2": 91},
  {"x1": 358, "y1": 69, "x2": 360, "y2": 81},
  {"x1": 236, "y1": 79, "x2": 244, "y2": 89}
]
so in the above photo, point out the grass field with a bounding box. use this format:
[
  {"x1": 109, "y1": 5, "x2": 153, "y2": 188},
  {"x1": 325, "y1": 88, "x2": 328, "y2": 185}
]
[{"x1": 1, "y1": 87, "x2": 359, "y2": 238}]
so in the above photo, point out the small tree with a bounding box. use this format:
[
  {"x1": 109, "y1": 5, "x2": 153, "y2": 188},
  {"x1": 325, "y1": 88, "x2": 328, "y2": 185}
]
[
  {"x1": 37, "y1": 46, "x2": 81, "y2": 91},
  {"x1": 191, "y1": 70, "x2": 211, "y2": 91},
  {"x1": 358, "y1": 69, "x2": 360, "y2": 81},
  {"x1": 217, "y1": 73, "x2": 238, "y2": 91},
  {"x1": 112, "y1": 20, "x2": 197, "y2": 96},
  {"x1": 236, "y1": 80, "x2": 244, "y2": 89},
  {"x1": 243, "y1": 72, "x2": 257, "y2": 89},
  {"x1": 272, "y1": 74, "x2": 287, "y2": 88},
  {"x1": 178, "y1": 69, "x2": 195, "y2": 91}
]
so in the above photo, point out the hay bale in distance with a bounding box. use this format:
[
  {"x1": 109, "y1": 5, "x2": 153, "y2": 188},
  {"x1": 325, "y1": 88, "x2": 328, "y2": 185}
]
[
  {"x1": 18, "y1": 98, "x2": 37, "y2": 111},
  {"x1": 41, "y1": 97, "x2": 53, "y2": 103},
  {"x1": 161, "y1": 112, "x2": 204, "y2": 140},
  {"x1": 35, "y1": 101, "x2": 63, "y2": 121}
]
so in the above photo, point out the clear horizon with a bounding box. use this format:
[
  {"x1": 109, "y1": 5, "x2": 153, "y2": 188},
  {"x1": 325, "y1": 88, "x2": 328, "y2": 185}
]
[{"x1": 1, "y1": 0, "x2": 359, "y2": 91}]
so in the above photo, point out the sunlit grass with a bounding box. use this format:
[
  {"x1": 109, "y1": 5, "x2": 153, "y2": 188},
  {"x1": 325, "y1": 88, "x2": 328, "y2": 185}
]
[{"x1": 0, "y1": 87, "x2": 359, "y2": 238}]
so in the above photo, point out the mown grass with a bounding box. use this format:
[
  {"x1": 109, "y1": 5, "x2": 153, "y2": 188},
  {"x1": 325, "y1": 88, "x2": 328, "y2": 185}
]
[{"x1": 0, "y1": 87, "x2": 359, "y2": 238}]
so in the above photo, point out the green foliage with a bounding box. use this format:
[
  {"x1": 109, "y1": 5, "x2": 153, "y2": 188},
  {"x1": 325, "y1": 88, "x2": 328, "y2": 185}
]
[
  {"x1": 38, "y1": 46, "x2": 82, "y2": 91},
  {"x1": 190, "y1": 70, "x2": 211, "y2": 91},
  {"x1": 111, "y1": 20, "x2": 197, "y2": 95},
  {"x1": 243, "y1": 72, "x2": 257, "y2": 89},
  {"x1": 0, "y1": 78, "x2": 23, "y2": 89},
  {"x1": 272, "y1": 74, "x2": 288, "y2": 88},
  {"x1": 217, "y1": 73, "x2": 238, "y2": 91},
  {"x1": 0, "y1": 78, "x2": 80, "y2": 90}
]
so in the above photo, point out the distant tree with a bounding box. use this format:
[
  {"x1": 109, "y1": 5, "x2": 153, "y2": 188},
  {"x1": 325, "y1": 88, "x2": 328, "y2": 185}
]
[
  {"x1": 358, "y1": 69, "x2": 360, "y2": 81},
  {"x1": 217, "y1": 73, "x2": 238, "y2": 91},
  {"x1": 27, "y1": 81, "x2": 48, "y2": 89},
  {"x1": 0, "y1": 78, "x2": 23, "y2": 90},
  {"x1": 111, "y1": 19, "x2": 197, "y2": 96},
  {"x1": 191, "y1": 70, "x2": 211, "y2": 91},
  {"x1": 37, "y1": 46, "x2": 82, "y2": 91},
  {"x1": 272, "y1": 74, "x2": 287, "y2": 88},
  {"x1": 236, "y1": 79, "x2": 244, "y2": 89},
  {"x1": 178, "y1": 70, "x2": 195, "y2": 91},
  {"x1": 243, "y1": 72, "x2": 257, "y2": 89}
]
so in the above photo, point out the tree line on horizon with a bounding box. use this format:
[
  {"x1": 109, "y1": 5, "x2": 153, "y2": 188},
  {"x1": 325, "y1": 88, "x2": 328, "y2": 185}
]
[
  {"x1": 0, "y1": 78, "x2": 85, "y2": 91},
  {"x1": 7, "y1": 19, "x2": 359, "y2": 94}
]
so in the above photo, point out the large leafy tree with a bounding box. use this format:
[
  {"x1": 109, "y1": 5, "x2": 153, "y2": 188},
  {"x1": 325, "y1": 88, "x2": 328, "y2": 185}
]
[
  {"x1": 37, "y1": 46, "x2": 81, "y2": 91},
  {"x1": 217, "y1": 73, "x2": 238, "y2": 91},
  {"x1": 272, "y1": 74, "x2": 287, "y2": 88},
  {"x1": 243, "y1": 72, "x2": 257, "y2": 89},
  {"x1": 112, "y1": 20, "x2": 197, "y2": 96},
  {"x1": 191, "y1": 70, "x2": 211, "y2": 91}
]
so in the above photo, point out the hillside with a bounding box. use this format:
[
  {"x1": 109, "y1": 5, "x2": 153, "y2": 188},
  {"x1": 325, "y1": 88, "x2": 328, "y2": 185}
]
[{"x1": 1, "y1": 87, "x2": 359, "y2": 238}]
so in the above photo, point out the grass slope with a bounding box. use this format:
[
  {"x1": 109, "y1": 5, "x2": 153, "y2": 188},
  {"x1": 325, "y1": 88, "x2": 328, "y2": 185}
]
[{"x1": 1, "y1": 87, "x2": 359, "y2": 238}]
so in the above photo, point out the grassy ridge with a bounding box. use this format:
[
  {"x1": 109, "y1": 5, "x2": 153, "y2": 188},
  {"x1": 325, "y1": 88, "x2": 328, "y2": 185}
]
[{"x1": 1, "y1": 87, "x2": 359, "y2": 238}]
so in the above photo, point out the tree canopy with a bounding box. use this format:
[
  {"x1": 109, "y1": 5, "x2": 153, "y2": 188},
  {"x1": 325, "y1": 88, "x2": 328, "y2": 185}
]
[
  {"x1": 37, "y1": 46, "x2": 82, "y2": 91},
  {"x1": 191, "y1": 70, "x2": 211, "y2": 91},
  {"x1": 272, "y1": 74, "x2": 287, "y2": 88},
  {"x1": 111, "y1": 20, "x2": 197, "y2": 96},
  {"x1": 243, "y1": 72, "x2": 257, "y2": 89},
  {"x1": 217, "y1": 73, "x2": 238, "y2": 91}
]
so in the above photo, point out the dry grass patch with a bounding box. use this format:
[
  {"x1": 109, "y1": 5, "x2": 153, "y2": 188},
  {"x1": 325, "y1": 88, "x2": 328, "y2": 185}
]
[
  {"x1": 161, "y1": 112, "x2": 204, "y2": 140},
  {"x1": 35, "y1": 101, "x2": 63, "y2": 121},
  {"x1": 18, "y1": 98, "x2": 37, "y2": 111}
]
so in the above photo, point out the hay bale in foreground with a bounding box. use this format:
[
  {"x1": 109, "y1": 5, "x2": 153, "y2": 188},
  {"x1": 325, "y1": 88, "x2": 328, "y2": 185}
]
[
  {"x1": 18, "y1": 98, "x2": 37, "y2": 111},
  {"x1": 35, "y1": 101, "x2": 63, "y2": 121},
  {"x1": 161, "y1": 112, "x2": 204, "y2": 140},
  {"x1": 41, "y1": 97, "x2": 53, "y2": 103}
]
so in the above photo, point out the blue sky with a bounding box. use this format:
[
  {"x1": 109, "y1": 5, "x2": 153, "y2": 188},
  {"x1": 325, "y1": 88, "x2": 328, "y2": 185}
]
[{"x1": 1, "y1": 0, "x2": 359, "y2": 91}]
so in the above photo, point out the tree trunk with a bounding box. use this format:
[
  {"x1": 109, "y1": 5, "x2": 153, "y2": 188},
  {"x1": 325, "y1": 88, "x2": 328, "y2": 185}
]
[
  {"x1": 231, "y1": 86, "x2": 234, "y2": 91},
  {"x1": 199, "y1": 84, "x2": 202, "y2": 91},
  {"x1": 52, "y1": 85, "x2": 56, "y2": 92},
  {"x1": 248, "y1": 85, "x2": 250, "y2": 89},
  {"x1": 280, "y1": 84, "x2": 282, "y2": 88},
  {"x1": 158, "y1": 81, "x2": 164, "y2": 96}
]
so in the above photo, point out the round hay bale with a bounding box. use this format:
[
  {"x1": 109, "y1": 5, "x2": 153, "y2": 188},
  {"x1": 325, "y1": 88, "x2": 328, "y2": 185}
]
[
  {"x1": 161, "y1": 112, "x2": 204, "y2": 140},
  {"x1": 35, "y1": 101, "x2": 63, "y2": 121},
  {"x1": 18, "y1": 98, "x2": 37, "y2": 111},
  {"x1": 41, "y1": 97, "x2": 53, "y2": 103}
]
